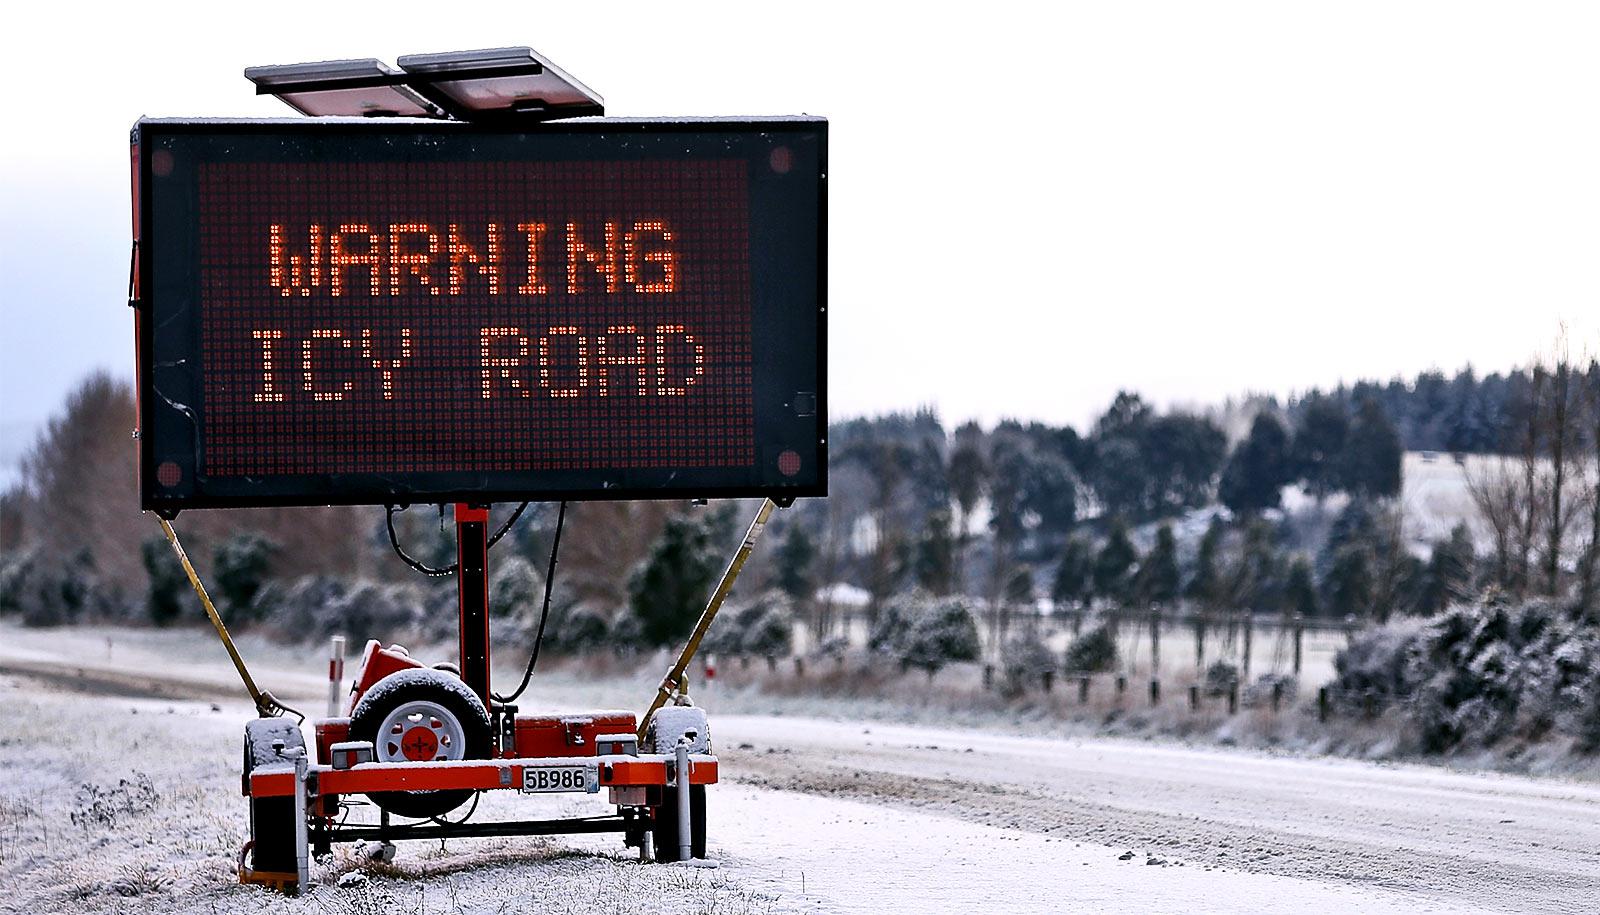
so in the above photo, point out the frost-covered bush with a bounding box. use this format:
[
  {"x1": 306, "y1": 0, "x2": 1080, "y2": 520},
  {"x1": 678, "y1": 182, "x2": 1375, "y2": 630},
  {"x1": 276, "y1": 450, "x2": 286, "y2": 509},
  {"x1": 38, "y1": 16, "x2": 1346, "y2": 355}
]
[
  {"x1": 1000, "y1": 631, "x2": 1056, "y2": 695},
  {"x1": 544, "y1": 603, "x2": 610, "y2": 655},
  {"x1": 1243, "y1": 673, "x2": 1298, "y2": 707},
  {"x1": 0, "y1": 548, "x2": 122, "y2": 626},
  {"x1": 867, "y1": 593, "x2": 918, "y2": 655},
  {"x1": 1331, "y1": 619, "x2": 1425, "y2": 715},
  {"x1": 489, "y1": 555, "x2": 541, "y2": 619},
  {"x1": 213, "y1": 532, "x2": 276, "y2": 625},
  {"x1": 255, "y1": 574, "x2": 348, "y2": 638},
  {"x1": 1332, "y1": 599, "x2": 1600, "y2": 753},
  {"x1": 898, "y1": 596, "x2": 980, "y2": 680},
  {"x1": 1062, "y1": 621, "x2": 1118, "y2": 674},
  {"x1": 1203, "y1": 660, "x2": 1239, "y2": 697},
  {"x1": 700, "y1": 592, "x2": 795, "y2": 660}
]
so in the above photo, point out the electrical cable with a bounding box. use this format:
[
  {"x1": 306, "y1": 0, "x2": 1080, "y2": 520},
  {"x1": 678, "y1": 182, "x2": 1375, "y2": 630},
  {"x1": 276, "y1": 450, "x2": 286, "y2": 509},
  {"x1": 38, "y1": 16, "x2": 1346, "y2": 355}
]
[
  {"x1": 492, "y1": 500, "x2": 567, "y2": 704},
  {"x1": 385, "y1": 502, "x2": 529, "y2": 577}
]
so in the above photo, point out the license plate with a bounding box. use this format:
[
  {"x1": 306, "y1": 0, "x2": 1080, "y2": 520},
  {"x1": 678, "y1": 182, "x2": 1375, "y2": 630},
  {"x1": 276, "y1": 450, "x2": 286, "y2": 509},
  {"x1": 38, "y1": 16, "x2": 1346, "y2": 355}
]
[{"x1": 521, "y1": 765, "x2": 597, "y2": 793}]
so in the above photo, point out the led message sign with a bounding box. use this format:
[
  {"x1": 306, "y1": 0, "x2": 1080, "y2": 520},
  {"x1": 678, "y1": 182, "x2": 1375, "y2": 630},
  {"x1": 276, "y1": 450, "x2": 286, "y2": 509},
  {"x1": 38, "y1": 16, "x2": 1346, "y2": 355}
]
[{"x1": 132, "y1": 118, "x2": 826, "y2": 510}]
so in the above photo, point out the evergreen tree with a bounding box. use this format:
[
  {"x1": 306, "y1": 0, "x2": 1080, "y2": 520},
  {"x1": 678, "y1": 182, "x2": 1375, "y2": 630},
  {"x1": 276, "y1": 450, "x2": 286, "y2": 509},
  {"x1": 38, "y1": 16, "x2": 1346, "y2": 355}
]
[
  {"x1": 141, "y1": 537, "x2": 187, "y2": 626},
  {"x1": 1219, "y1": 413, "x2": 1292, "y2": 515},
  {"x1": 1092, "y1": 521, "x2": 1139, "y2": 605},
  {"x1": 1185, "y1": 517, "x2": 1225, "y2": 607},
  {"x1": 1004, "y1": 566, "x2": 1035, "y2": 607},
  {"x1": 912, "y1": 509, "x2": 957, "y2": 596},
  {"x1": 1229, "y1": 519, "x2": 1283, "y2": 611},
  {"x1": 1134, "y1": 524, "x2": 1180, "y2": 606},
  {"x1": 213, "y1": 532, "x2": 277, "y2": 624},
  {"x1": 1322, "y1": 545, "x2": 1373, "y2": 619},
  {"x1": 1291, "y1": 396, "x2": 1349, "y2": 502},
  {"x1": 627, "y1": 508, "x2": 730, "y2": 646},
  {"x1": 1417, "y1": 523, "x2": 1476, "y2": 614},
  {"x1": 1050, "y1": 538, "x2": 1093, "y2": 609},
  {"x1": 1284, "y1": 556, "x2": 1319, "y2": 617},
  {"x1": 774, "y1": 522, "x2": 817, "y2": 604},
  {"x1": 1340, "y1": 398, "x2": 1404, "y2": 498}
]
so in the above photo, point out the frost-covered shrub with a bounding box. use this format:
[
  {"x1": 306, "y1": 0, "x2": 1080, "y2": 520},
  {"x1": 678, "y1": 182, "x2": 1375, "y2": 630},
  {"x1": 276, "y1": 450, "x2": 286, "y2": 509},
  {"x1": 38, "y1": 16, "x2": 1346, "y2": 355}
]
[
  {"x1": 1332, "y1": 599, "x2": 1600, "y2": 753},
  {"x1": 256, "y1": 575, "x2": 348, "y2": 638},
  {"x1": 0, "y1": 549, "x2": 120, "y2": 626},
  {"x1": 898, "y1": 596, "x2": 980, "y2": 680},
  {"x1": 867, "y1": 593, "x2": 918, "y2": 655},
  {"x1": 545, "y1": 604, "x2": 610, "y2": 655},
  {"x1": 489, "y1": 555, "x2": 541, "y2": 619},
  {"x1": 1243, "y1": 673, "x2": 1298, "y2": 707},
  {"x1": 213, "y1": 532, "x2": 276, "y2": 625},
  {"x1": 1000, "y1": 631, "x2": 1056, "y2": 695},
  {"x1": 329, "y1": 582, "x2": 424, "y2": 645},
  {"x1": 1062, "y1": 621, "x2": 1118, "y2": 674},
  {"x1": 739, "y1": 594, "x2": 795, "y2": 658},
  {"x1": 1331, "y1": 619, "x2": 1425, "y2": 715},
  {"x1": 1203, "y1": 660, "x2": 1239, "y2": 697}
]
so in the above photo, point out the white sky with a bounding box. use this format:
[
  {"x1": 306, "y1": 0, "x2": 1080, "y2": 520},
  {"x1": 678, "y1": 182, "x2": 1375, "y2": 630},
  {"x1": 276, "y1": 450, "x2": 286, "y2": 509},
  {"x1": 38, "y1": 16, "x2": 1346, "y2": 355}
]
[{"x1": 2, "y1": 0, "x2": 1599, "y2": 456}]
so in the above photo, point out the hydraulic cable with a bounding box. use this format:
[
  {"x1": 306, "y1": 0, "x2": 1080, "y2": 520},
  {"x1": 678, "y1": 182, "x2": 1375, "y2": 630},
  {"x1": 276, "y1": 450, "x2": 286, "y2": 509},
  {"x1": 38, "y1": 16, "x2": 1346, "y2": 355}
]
[
  {"x1": 493, "y1": 501, "x2": 567, "y2": 704},
  {"x1": 385, "y1": 501, "x2": 528, "y2": 577}
]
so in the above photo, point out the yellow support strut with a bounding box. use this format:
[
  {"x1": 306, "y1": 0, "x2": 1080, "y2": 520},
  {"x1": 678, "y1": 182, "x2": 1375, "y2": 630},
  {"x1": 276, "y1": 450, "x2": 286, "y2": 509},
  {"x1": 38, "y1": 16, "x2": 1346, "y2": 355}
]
[
  {"x1": 155, "y1": 516, "x2": 296, "y2": 720},
  {"x1": 639, "y1": 498, "x2": 778, "y2": 742}
]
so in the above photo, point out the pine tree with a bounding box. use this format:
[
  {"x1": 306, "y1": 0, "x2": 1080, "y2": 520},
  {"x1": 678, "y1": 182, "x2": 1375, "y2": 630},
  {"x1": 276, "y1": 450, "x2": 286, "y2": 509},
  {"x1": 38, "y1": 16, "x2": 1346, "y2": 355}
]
[
  {"x1": 1093, "y1": 521, "x2": 1139, "y2": 605},
  {"x1": 774, "y1": 522, "x2": 817, "y2": 604},
  {"x1": 1185, "y1": 517, "x2": 1225, "y2": 608},
  {"x1": 1050, "y1": 538, "x2": 1093, "y2": 609},
  {"x1": 627, "y1": 509, "x2": 728, "y2": 646},
  {"x1": 1284, "y1": 557, "x2": 1319, "y2": 617},
  {"x1": 1340, "y1": 398, "x2": 1403, "y2": 498},
  {"x1": 1322, "y1": 545, "x2": 1373, "y2": 620},
  {"x1": 1219, "y1": 413, "x2": 1292, "y2": 515},
  {"x1": 1135, "y1": 524, "x2": 1180, "y2": 606},
  {"x1": 1291, "y1": 396, "x2": 1349, "y2": 502}
]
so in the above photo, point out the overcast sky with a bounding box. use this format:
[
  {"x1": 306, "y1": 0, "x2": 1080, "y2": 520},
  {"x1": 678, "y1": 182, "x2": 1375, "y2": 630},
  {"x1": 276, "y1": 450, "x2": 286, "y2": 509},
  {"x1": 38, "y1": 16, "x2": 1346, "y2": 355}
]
[{"x1": 3, "y1": 1, "x2": 1598, "y2": 463}]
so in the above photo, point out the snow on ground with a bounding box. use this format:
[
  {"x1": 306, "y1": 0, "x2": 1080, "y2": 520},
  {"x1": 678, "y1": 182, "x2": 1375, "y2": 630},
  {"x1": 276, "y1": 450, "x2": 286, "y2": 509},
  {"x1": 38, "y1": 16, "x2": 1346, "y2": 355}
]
[{"x1": 4, "y1": 622, "x2": 1600, "y2": 913}]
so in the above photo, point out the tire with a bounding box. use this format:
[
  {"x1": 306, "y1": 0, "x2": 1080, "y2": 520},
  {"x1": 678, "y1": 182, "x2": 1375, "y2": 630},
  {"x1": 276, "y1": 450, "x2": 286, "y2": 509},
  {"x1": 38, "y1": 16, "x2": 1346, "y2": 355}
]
[
  {"x1": 652, "y1": 784, "x2": 706, "y2": 862},
  {"x1": 242, "y1": 720, "x2": 303, "y2": 873},
  {"x1": 349, "y1": 668, "x2": 492, "y2": 818}
]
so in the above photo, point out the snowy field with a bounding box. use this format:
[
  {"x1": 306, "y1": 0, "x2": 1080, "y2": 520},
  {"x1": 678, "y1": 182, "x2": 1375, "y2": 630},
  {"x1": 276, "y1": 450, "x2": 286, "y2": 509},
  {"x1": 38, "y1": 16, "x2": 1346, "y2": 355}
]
[{"x1": 3, "y1": 623, "x2": 1600, "y2": 914}]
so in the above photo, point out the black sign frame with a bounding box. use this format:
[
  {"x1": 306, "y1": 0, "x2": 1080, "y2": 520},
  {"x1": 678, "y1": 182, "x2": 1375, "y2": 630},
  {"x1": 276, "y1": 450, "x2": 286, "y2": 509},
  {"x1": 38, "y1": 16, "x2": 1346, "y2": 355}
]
[{"x1": 132, "y1": 117, "x2": 826, "y2": 512}]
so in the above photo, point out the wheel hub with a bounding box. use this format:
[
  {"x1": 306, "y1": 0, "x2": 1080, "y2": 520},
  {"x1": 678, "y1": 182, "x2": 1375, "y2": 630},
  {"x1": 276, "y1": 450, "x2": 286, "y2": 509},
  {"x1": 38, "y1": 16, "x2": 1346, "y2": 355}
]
[{"x1": 376, "y1": 700, "x2": 464, "y2": 763}]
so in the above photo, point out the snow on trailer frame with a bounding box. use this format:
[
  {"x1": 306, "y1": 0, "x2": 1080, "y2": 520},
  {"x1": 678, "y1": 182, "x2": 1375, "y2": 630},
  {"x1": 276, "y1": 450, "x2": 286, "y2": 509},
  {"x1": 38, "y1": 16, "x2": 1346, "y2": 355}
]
[{"x1": 127, "y1": 46, "x2": 826, "y2": 895}]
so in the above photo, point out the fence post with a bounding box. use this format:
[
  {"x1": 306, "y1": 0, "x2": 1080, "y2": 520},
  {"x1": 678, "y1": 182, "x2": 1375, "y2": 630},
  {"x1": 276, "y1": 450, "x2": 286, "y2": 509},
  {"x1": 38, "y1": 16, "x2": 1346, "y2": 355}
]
[
  {"x1": 1226, "y1": 682, "x2": 1238, "y2": 715},
  {"x1": 982, "y1": 664, "x2": 994, "y2": 691},
  {"x1": 1078, "y1": 676, "x2": 1090, "y2": 703},
  {"x1": 1292, "y1": 614, "x2": 1304, "y2": 676},
  {"x1": 1150, "y1": 612, "x2": 1162, "y2": 679},
  {"x1": 1187, "y1": 684, "x2": 1200, "y2": 711},
  {"x1": 1271, "y1": 680, "x2": 1283, "y2": 713},
  {"x1": 1149, "y1": 678, "x2": 1160, "y2": 706},
  {"x1": 1241, "y1": 613, "x2": 1253, "y2": 681},
  {"x1": 1318, "y1": 685, "x2": 1330, "y2": 723},
  {"x1": 1042, "y1": 669, "x2": 1055, "y2": 693}
]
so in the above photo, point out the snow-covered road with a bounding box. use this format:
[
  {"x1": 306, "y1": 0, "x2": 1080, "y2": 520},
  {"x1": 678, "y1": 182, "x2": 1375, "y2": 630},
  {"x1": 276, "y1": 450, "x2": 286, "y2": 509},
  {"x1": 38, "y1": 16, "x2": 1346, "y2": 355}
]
[
  {"x1": 3, "y1": 624, "x2": 1598, "y2": 913},
  {"x1": 709, "y1": 715, "x2": 1600, "y2": 913}
]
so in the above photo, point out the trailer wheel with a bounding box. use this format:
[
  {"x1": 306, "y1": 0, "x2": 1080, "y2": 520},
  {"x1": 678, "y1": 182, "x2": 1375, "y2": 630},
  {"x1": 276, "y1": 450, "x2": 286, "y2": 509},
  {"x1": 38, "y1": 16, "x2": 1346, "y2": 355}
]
[
  {"x1": 349, "y1": 668, "x2": 492, "y2": 818},
  {"x1": 652, "y1": 784, "x2": 706, "y2": 862},
  {"x1": 242, "y1": 719, "x2": 304, "y2": 875}
]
